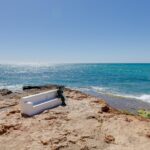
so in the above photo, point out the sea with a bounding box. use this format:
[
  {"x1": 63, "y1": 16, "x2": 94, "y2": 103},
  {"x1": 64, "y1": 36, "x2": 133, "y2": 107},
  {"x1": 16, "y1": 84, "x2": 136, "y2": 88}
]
[{"x1": 0, "y1": 63, "x2": 150, "y2": 107}]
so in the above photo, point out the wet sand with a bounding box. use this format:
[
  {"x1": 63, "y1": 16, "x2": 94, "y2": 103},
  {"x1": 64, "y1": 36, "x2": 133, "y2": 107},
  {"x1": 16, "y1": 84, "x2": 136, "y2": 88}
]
[{"x1": 84, "y1": 90, "x2": 150, "y2": 114}]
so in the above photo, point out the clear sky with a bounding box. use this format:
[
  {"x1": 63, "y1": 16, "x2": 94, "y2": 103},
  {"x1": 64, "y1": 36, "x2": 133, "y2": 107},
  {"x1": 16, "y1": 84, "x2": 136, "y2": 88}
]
[{"x1": 0, "y1": 0, "x2": 150, "y2": 64}]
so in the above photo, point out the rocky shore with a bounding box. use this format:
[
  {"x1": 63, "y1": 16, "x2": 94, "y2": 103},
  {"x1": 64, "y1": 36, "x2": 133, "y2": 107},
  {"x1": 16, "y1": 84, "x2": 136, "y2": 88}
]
[{"x1": 0, "y1": 85, "x2": 150, "y2": 150}]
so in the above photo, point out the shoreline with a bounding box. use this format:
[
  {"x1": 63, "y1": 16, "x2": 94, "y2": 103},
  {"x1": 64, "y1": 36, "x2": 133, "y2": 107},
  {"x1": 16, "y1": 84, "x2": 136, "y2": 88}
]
[
  {"x1": 82, "y1": 90, "x2": 150, "y2": 114},
  {"x1": 0, "y1": 85, "x2": 150, "y2": 114}
]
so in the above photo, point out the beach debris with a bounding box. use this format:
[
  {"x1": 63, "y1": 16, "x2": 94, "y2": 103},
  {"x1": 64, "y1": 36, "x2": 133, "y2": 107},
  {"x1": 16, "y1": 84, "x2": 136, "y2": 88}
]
[
  {"x1": 0, "y1": 89, "x2": 12, "y2": 96},
  {"x1": 104, "y1": 135, "x2": 115, "y2": 144}
]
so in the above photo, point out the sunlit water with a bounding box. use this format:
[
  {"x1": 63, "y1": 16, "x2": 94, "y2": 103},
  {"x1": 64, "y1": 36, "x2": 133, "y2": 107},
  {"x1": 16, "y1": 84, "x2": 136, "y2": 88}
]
[{"x1": 0, "y1": 63, "x2": 150, "y2": 103}]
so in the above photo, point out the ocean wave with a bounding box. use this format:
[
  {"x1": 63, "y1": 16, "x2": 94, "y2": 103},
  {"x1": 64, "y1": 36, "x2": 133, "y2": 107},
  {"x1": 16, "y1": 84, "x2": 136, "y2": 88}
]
[
  {"x1": 79, "y1": 86, "x2": 150, "y2": 103},
  {"x1": 89, "y1": 86, "x2": 108, "y2": 92},
  {"x1": 135, "y1": 95, "x2": 150, "y2": 103},
  {"x1": 73, "y1": 86, "x2": 108, "y2": 92},
  {"x1": 0, "y1": 85, "x2": 23, "y2": 91},
  {"x1": 106, "y1": 93, "x2": 150, "y2": 103}
]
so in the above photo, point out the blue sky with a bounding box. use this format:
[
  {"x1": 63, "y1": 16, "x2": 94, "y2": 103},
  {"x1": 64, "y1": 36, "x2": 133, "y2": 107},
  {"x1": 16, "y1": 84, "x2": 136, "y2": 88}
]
[{"x1": 0, "y1": 0, "x2": 150, "y2": 64}]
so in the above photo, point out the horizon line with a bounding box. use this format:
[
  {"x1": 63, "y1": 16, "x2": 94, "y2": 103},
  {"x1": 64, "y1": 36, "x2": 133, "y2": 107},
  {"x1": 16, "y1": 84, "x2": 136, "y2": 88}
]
[{"x1": 0, "y1": 62, "x2": 150, "y2": 66}]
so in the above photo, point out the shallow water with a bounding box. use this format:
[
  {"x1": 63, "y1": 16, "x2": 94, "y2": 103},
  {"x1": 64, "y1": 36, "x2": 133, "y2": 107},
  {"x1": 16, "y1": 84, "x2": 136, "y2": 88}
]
[{"x1": 82, "y1": 90, "x2": 150, "y2": 113}]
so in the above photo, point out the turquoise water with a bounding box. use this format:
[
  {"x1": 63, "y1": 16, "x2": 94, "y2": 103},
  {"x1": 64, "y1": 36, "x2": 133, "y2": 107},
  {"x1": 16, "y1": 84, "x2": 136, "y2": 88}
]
[{"x1": 0, "y1": 63, "x2": 150, "y2": 103}]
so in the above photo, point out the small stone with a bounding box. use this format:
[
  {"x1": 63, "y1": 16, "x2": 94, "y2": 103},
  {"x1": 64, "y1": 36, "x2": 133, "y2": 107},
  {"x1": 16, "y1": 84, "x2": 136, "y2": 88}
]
[
  {"x1": 41, "y1": 140, "x2": 49, "y2": 145},
  {"x1": 0, "y1": 89, "x2": 12, "y2": 96},
  {"x1": 146, "y1": 133, "x2": 150, "y2": 138},
  {"x1": 104, "y1": 135, "x2": 115, "y2": 144},
  {"x1": 101, "y1": 105, "x2": 110, "y2": 112}
]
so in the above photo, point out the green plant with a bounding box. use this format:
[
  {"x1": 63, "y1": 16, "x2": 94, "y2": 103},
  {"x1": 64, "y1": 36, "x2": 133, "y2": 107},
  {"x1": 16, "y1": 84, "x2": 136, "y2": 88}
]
[{"x1": 138, "y1": 109, "x2": 150, "y2": 119}]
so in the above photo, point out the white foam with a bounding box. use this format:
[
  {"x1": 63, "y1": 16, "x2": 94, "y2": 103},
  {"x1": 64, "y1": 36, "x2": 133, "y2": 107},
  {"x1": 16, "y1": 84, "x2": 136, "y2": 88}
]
[
  {"x1": 108, "y1": 93, "x2": 150, "y2": 103},
  {"x1": 0, "y1": 85, "x2": 23, "y2": 91},
  {"x1": 88, "y1": 86, "x2": 150, "y2": 103},
  {"x1": 138, "y1": 95, "x2": 150, "y2": 103},
  {"x1": 90, "y1": 86, "x2": 107, "y2": 92},
  {"x1": 106, "y1": 93, "x2": 150, "y2": 103},
  {"x1": 72, "y1": 86, "x2": 107, "y2": 92},
  {"x1": 71, "y1": 87, "x2": 91, "y2": 91}
]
